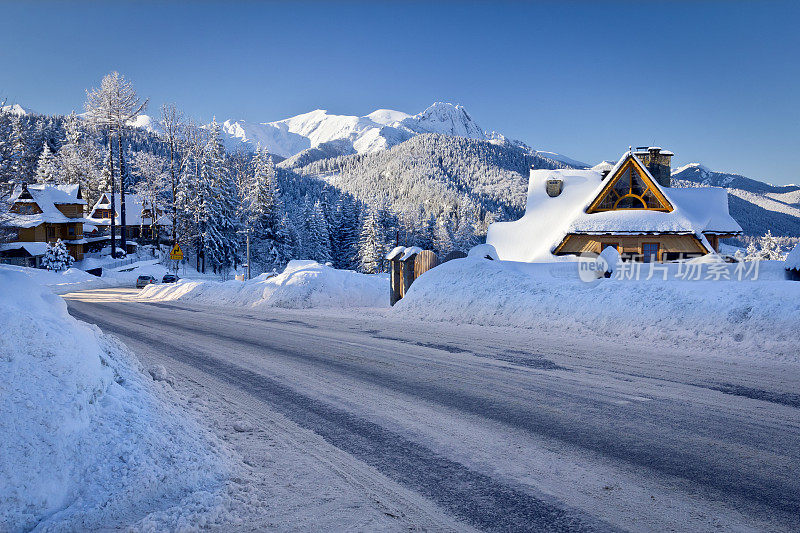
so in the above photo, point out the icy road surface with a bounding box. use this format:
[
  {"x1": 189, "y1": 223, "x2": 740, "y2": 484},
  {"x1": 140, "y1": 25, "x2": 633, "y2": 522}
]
[{"x1": 64, "y1": 288, "x2": 800, "y2": 532}]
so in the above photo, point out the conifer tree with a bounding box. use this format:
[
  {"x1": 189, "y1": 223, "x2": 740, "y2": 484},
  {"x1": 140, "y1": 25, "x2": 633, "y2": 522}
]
[
  {"x1": 9, "y1": 115, "x2": 29, "y2": 182},
  {"x1": 35, "y1": 142, "x2": 58, "y2": 184},
  {"x1": 358, "y1": 207, "x2": 385, "y2": 273},
  {"x1": 42, "y1": 239, "x2": 74, "y2": 271},
  {"x1": 200, "y1": 119, "x2": 240, "y2": 276}
]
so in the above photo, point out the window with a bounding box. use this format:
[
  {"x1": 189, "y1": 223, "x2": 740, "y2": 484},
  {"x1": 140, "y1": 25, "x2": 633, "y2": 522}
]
[
  {"x1": 600, "y1": 242, "x2": 620, "y2": 252},
  {"x1": 642, "y1": 243, "x2": 660, "y2": 263},
  {"x1": 68, "y1": 226, "x2": 75, "y2": 236},
  {"x1": 47, "y1": 226, "x2": 55, "y2": 238},
  {"x1": 588, "y1": 160, "x2": 669, "y2": 212}
]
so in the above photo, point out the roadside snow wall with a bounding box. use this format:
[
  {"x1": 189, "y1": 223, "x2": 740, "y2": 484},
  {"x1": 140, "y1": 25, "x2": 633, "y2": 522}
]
[
  {"x1": 140, "y1": 260, "x2": 387, "y2": 309},
  {"x1": 0, "y1": 269, "x2": 228, "y2": 531},
  {"x1": 394, "y1": 258, "x2": 800, "y2": 362}
]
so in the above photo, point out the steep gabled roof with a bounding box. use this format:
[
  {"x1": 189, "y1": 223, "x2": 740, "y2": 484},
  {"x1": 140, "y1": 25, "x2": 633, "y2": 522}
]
[
  {"x1": 584, "y1": 150, "x2": 672, "y2": 213},
  {"x1": 5, "y1": 183, "x2": 91, "y2": 229},
  {"x1": 486, "y1": 151, "x2": 742, "y2": 262}
]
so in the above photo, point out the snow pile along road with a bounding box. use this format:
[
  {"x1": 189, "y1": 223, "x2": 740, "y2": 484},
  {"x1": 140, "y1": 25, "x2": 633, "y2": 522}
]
[
  {"x1": 0, "y1": 264, "x2": 114, "y2": 294},
  {"x1": 0, "y1": 269, "x2": 229, "y2": 531},
  {"x1": 140, "y1": 260, "x2": 387, "y2": 309},
  {"x1": 394, "y1": 257, "x2": 800, "y2": 362}
]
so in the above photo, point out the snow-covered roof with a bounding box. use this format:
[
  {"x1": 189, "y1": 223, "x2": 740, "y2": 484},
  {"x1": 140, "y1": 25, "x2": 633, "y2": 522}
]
[
  {"x1": 786, "y1": 244, "x2": 800, "y2": 270},
  {"x1": 6, "y1": 183, "x2": 91, "y2": 228},
  {"x1": 400, "y1": 246, "x2": 423, "y2": 261},
  {"x1": 487, "y1": 150, "x2": 742, "y2": 262},
  {"x1": 385, "y1": 246, "x2": 407, "y2": 261},
  {"x1": 0, "y1": 242, "x2": 49, "y2": 257},
  {"x1": 87, "y1": 192, "x2": 171, "y2": 226}
]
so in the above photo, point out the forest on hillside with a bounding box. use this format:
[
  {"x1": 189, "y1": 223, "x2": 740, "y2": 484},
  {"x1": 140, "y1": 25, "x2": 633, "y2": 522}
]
[{"x1": 0, "y1": 73, "x2": 568, "y2": 276}]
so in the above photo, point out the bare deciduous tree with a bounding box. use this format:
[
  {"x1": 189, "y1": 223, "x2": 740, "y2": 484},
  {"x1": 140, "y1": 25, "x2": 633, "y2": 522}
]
[
  {"x1": 159, "y1": 103, "x2": 184, "y2": 246},
  {"x1": 85, "y1": 71, "x2": 148, "y2": 256}
]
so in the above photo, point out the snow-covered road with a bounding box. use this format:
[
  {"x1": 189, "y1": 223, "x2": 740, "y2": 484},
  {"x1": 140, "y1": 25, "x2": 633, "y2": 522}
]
[{"x1": 64, "y1": 288, "x2": 800, "y2": 532}]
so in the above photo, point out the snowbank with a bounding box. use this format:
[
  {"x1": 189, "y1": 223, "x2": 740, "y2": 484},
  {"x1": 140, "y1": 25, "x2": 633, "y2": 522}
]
[
  {"x1": 394, "y1": 258, "x2": 800, "y2": 362},
  {"x1": 0, "y1": 264, "x2": 114, "y2": 294},
  {"x1": 0, "y1": 269, "x2": 229, "y2": 531},
  {"x1": 140, "y1": 260, "x2": 387, "y2": 309}
]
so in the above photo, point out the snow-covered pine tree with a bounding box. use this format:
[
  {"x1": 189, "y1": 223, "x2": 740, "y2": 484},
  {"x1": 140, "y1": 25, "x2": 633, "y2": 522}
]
[
  {"x1": 35, "y1": 142, "x2": 58, "y2": 184},
  {"x1": 42, "y1": 239, "x2": 74, "y2": 271},
  {"x1": 758, "y1": 230, "x2": 784, "y2": 260},
  {"x1": 434, "y1": 217, "x2": 454, "y2": 256},
  {"x1": 339, "y1": 195, "x2": 361, "y2": 269},
  {"x1": 56, "y1": 112, "x2": 103, "y2": 205},
  {"x1": 9, "y1": 115, "x2": 30, "y2": 183},
  {"x1": 200, "y1": 119, "x2": 240, "y2": 276},
  {"x1": 0, "y1": 108, "x2": 11, "y2": 182},
  {"x1": 745, "y1": 240, "x2": 759, "y2": 260},
  {"x1": 277, "y1": 212, "x2": 298, "y2": 266},
  {"x1": 358, "y1": 206, "x2": 385, "y2": 274},
  {"x1": 312, "y1": 199, "x2": 332, "y2": 264},
  {"x1": 245, "y1": 146, "x2": 285, "y2": 272},
  {"x1": 453, "y1": 199, "x2": 478, "y2": 251}
]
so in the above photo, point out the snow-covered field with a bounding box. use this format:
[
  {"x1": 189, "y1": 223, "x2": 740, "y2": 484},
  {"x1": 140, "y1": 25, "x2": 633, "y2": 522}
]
[
  {"x1": 395, "y1": 257, "x2": 800, "y2": 362},
  {"x1": 140, "y1": 260, "x2": 387, "y2": 309},
  {"x1": 0, "y1": 268, "x2": 230, "y2": 531}
]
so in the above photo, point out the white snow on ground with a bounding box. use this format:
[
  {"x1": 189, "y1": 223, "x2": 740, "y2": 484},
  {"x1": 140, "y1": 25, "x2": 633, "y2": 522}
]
[
  {"x1": 0, "y1": 269, "x2": 230, "y2": 531},
  {"x1": 394, "y1": 257, "x2": 800, "y2": 362},
  {"x1": 0, "y1": 260, "x2": 171, "y2": 295},
  {"x1": 140, "y1": 260, "x2": 387, "y2": 309}
]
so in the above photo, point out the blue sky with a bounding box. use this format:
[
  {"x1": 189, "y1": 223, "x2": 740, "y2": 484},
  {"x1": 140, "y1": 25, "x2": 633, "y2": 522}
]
[{"x1": 1, "y1": 1, "x2": 798, "y2": 183}]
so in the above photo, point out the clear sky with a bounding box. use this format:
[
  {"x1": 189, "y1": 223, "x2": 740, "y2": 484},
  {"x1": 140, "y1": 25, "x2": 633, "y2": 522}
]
[{"x1": 1, "y1": 1, "x2": 798, "y2": 183}]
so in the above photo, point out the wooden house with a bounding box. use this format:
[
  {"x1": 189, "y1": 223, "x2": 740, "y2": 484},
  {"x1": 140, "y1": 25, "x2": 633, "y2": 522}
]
[
  {"x1": 0, "y1": 183, "x2": 90, "y2": 266},
  {"x1": 487, "y1": 147, "x2": 742, "y2": 262},
  {"x1": 86, "y1": 192, "x2": 170, "y2": 241}
]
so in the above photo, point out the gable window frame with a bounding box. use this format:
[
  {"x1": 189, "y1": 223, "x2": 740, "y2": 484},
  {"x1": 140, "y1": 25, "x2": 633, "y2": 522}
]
[{"x1": 587, "y1": 158, "x2": 672, "y2": 213}]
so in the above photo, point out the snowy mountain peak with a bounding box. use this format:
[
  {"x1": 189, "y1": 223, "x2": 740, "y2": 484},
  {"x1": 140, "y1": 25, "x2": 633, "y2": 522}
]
[
  {"x1": 217, "y1": 102, "x2": 491, "y2": 161},
  {"x1": 1, "y1": 103, "x2": 38, "y2": 116},
  {"x1": 365, "y1": 108, "x2": 412, "y2": 125},
  {"x1": 399, "y1": 102, "x2": 485, "y2": 140},
  {"x1": 672, "y1": 162, "x2": 711, "y2": 177}
]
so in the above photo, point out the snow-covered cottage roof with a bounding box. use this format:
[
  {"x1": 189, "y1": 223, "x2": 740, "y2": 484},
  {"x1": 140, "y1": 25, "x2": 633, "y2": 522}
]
[
  {"x1": 0, "y1": 241, "x2": 50, "y2": 257},
  {"x1": 6, "y1": 183, "x2": 92, "y2": 229},
  {"x1": 87, "y1": 192, "x2": 171, "y2": 226},
  {"x1": 487, "y1": 150, "x2": 742, "y2": 262},
  {"x1": 785, "y1": 243, "x2": 800, "y2": 271}
]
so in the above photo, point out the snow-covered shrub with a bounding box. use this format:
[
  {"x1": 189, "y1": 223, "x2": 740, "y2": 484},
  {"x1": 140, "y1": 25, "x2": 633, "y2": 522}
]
[
  {"x1": 41, "y1": 239, "x2": 74, "y2": 271},
  {"x1": 747, "y1": 230, "x2": 786, "y2": 261}
]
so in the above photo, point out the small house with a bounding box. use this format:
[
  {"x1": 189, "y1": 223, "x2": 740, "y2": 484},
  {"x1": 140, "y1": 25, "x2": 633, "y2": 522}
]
[
  {"x1": 87, "y1": 192, "x2": 170, "y2": 241},
  {"x1": 487, "y1": 147, "x2": 742, "y2": 262}
]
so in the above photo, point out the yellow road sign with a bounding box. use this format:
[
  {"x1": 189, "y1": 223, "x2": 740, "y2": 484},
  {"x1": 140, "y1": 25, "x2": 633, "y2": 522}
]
[{"x1": 169, "y1": 243, "x2": 183, "y2": 261}]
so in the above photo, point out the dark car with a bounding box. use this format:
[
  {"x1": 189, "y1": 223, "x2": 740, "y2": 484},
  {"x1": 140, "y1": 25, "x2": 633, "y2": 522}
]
[
  {"x1": 136, "y1": 275, "x2": 157, "y2": 289},
  {"x1": 162, "y1": 273, "x2": 180, "y2": 283}
]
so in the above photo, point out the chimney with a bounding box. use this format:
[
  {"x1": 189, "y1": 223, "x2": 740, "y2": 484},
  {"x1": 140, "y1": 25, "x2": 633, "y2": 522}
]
[{"x1": 634, "y1": 146, "x2": 673, "y2": 187}]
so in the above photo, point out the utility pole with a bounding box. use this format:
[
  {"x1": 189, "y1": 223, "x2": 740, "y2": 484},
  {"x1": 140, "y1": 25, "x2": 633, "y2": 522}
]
[{"x1": 246, "y1": 229, "x2": 251, "y2": 280}]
